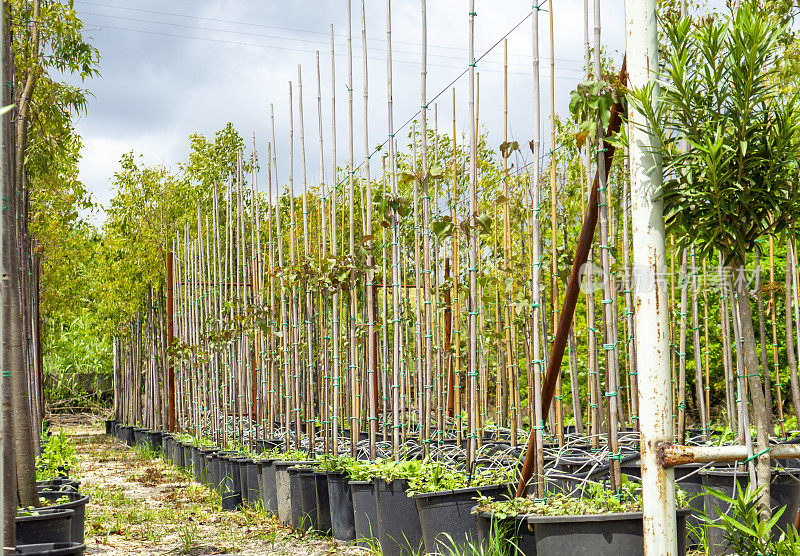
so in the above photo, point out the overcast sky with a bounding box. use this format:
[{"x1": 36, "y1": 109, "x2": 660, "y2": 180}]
[{"x1": 67, "y1": 0, "x2": 630, "y2": 225}]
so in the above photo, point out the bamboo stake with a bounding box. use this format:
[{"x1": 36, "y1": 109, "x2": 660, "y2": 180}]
[
  {"x1": 419, "y1": 0, "x2": 435, "y2": 455},
  {"x1": 529, "y1": 0, "x2": 545, "y2": 497},
  {"x1": 549, "y1": 0, "x2": 564, "y2": 448},
  {"x1": 297, "y1": 65, "x2": 317, "y2": 445},
  {"x1": 770, "y1": 237, "x2": 786, "y2": 437},
  {"x1": 450, "y1": 89, "x2": 462, "y2": 445},
  {"x1": 691, "y1": 246, "x2": 707, "y2": 439},
  {"x1": 329, "y1": 25, "x2": 342, "y2": 456},
  {"x1": 594, "y1": 0, "x2": 621, "y2": 489},
  {"x1": 346, "y1": 0, "x2": 359, "y2": 456},
  {"x1": 360, "y1": 0, "x2": 377, "y2": 459},
  {"x1": 467, "y1": 0, "x2": 478, "y2": 467},
  {"x1": 622, "y1": 141, "x2": 638, "y2": 428},
  {"x1": 385, "y1": 0, "x2": 402, "y2": 457},
  {"x1": 677, "y1": 250, "x2": 688, "y2": 444}
]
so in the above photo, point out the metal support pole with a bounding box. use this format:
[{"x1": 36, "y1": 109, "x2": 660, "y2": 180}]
[{"x1": 626, "y1": 0, "x2": 676, "y2": 553}]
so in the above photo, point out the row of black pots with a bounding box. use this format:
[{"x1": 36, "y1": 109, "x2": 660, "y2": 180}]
[
  {"x1": 128, "y1": 427, "x2": 515, "y2": 555},
  {"x1": 111, "y1": 422, "x2": 163, "y2": 453},
  {"x1": 115, "y1": 434, "x2": 800, "y2": 556}
]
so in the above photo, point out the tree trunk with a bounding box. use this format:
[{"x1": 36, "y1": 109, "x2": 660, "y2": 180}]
[
  {"x1": 755, "y1": 252, "x2": 772, "y2": 432},
  {"x1": 785, "y1": 243, "x2": 800, "y2": 423},
  {"x1": 732, "y1": 255, "x2": 771, "y2": 519}
]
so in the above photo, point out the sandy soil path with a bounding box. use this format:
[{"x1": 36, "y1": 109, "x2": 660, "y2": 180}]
[{"x1": 55, "y1": 417, "x2": 365, "y2": 556}]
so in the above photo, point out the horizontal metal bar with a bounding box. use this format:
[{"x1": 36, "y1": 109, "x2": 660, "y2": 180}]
[{"x1": 658, "y1": 442, "x2": 800, "y2": 468}]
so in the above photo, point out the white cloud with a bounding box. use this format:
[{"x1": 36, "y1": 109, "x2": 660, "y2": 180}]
[{"x1": 69, "y1": 0, "x2": 627, "y2": 222}]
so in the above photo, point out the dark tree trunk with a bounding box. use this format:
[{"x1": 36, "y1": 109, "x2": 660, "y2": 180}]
[
  {"x1": 732, "y1": 255, "x2": 771, "y2": 518},
  {"x1": 755, "y1": 252, "x2": 772, "y2": 432},
  {"x1": 785, "y1": 247, "x2": 800, "y2": 424}
]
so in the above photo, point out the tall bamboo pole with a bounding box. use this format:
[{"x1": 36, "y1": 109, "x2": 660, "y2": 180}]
[
  {"x1": 466, "y1": 0, "x2": 478, "y2": 467},
  {"x1": 690, "y1": 246, "x2": 707, "y2": 439},
  {"x1": 594, "y1": 0, "x2": 621, "y2": 489},
  {"x1": 346, "y1": 0, "x2": 358, "y2": 456},
  {"x1": 297, "y1": 65, "x2": 316, "y2": 443},
  {"x1": 548, "y1": 0, "x2": 564, "y2": 448},
  {"x1": 360, "y1": 0, "x2": 377, "y2": 459},
  {"x1": 622, "y1": 140, "x2": 638, "y2": 428},
  {"x1": 770, "y1": 238, "x2": 786, "y2": 437},
  {"x1": 677, "y1": 251, "x2": 688, "y2": 443},
  {"x1": 419, "y1": 0, "x2": 434, "y2": 455},
  {"x1": 385, "y1": 0, "x2": 401, "y2": 457},
  {"x1": 529, "y1": 0, "x2": 545, "y2": 498},
  {"x1": 329, "y1": 25, "x2": 342, "y2": 456}
]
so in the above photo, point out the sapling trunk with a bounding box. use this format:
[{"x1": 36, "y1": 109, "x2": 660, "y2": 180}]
[
  {"x1": 786, "y1": 240, "x2": 800, "y2": 426},
  {"x1": 732, "y1": 254, "x2": 772, "y2": 518},
  {"x1": 755, "y1": 250, "x2": 771, "y2": 432}
]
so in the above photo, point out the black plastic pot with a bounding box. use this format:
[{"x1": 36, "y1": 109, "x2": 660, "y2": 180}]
[
  {"x1": 198, "y1": 448, "x2": 216, "y2": 484},
  {"x1": 289, "y1": 466, "x2": 312, "y2": 529},
  {"x1": 184, "y1": 445, "x2": 197, "y2": 474},
  {"x1": 11, "y1": 542, "x2": 86, "y2": 555},
  {"x1": 160, "y1": 434, "x2": 172, "y2": 463},
  {"x1": 476, "y1": 508, "x2": 690, "y2": 556},
  {"x1": 16, "y1": 508, "x2": 74, "y2": 545},
  {"x1": 414, "y1": 483, "x2": 512, "y2": 554},
  {"x1": 259, "y1": 459, "x2": 278, "y2": 514},
  {"x1": 243, "y1": 460, "x2": 261, "y2": 507},
  {"x1": 255, "y1": 438, "x2": 283, "y2": 453},
  {"x1": 524, "y1": 508, "x2": 690, "y2": 556},
  {"x1": 36, "y1": 490, "x2": 90, "y2": 543},
  {"x1": 37, "y1": 479, "x2": 80, "y2": 492},
  {"x1": 104, "y1": 420, "x2": 118, "y2": 435},
  {"x1": 313, "y1": 472, "x2": 332, "y2": 534},
  {"x1": 204, "y1": 452, "x2": 217, "y2": 489},
  {"x1": 210, "y1": 451, "x2": 235, "y2": 492},
  {"x1": 701, "y1": 467, "x2": 800, "y2": 555},
  {"x1": 223, "y1": 457, "x2": 242, "y2": 500},
  {"x1": 146, "y1": 430, "x2": 162, "y2": 452},
  {"x1": 296, "y1": 470, "x2": 319, "y2": 531},
  {"x1": 234, "y1": 458, "x2": 250, "y2": 504},
  {"x1": 327, "y1": 473, "x2": 356, "y2": 542},
  {"x1": 174, "y1": 441, "x2": 185, "y2": 468},
  {"x1": 374, "y1": 478, "x2": 424, "y2": 556},
  {"x1": 350, "y1": 479, "x2": 378, "y2": 548},
  {"x1": 475, "y1": 511, "x2": 534, "y2": 555},
  {"x1": 132, "y1": 427, "x2": 149, "y2": 447},
  {"x1": 221, "y1": 490, "x2": 242, "y2": 511},
  {"x1": 274, "y1": 461, "x2": 312, "y2": 525},
  {"x1": 116, "y1": 425, "x2": 135, "y2": 446}
]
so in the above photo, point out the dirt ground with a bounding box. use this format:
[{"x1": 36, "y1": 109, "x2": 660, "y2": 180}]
[{"x1": 54, "y1": 415, "x2": 365, "y2": 556}]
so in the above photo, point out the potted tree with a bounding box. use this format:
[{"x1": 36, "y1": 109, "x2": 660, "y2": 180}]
[
  {"x1": 408, "y1": 461, "x2": 515, "y2": 554},
  {"x1": 474, "y1": 478, "x2": 692, "y2": 556},
  {"x1": 630, "y1": 0, "x2": 800, "y2": 518}
]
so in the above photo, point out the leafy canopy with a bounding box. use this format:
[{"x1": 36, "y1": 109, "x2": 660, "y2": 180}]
[{"x1": 629, "y1": 3, "x2": 800, "y2": 261}]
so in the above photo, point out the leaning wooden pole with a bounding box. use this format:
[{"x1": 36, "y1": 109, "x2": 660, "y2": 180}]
[{"x1": 517, "y1": 56, "x2": 627, "y2": 497}]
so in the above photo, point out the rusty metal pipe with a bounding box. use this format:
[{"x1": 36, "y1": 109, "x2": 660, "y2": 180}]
[{"x1": 659, "y1": 443, "x2": 800, "y2": 468}]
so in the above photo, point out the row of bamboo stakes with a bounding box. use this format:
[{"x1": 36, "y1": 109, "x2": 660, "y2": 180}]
[{"x1": 112, "y1": 1, "x2": 800, "y2": 481}]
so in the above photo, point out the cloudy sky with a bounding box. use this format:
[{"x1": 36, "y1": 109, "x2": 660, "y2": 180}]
[{"x1": 67, "y1": 0, "x2": 629, "y2": 224}]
